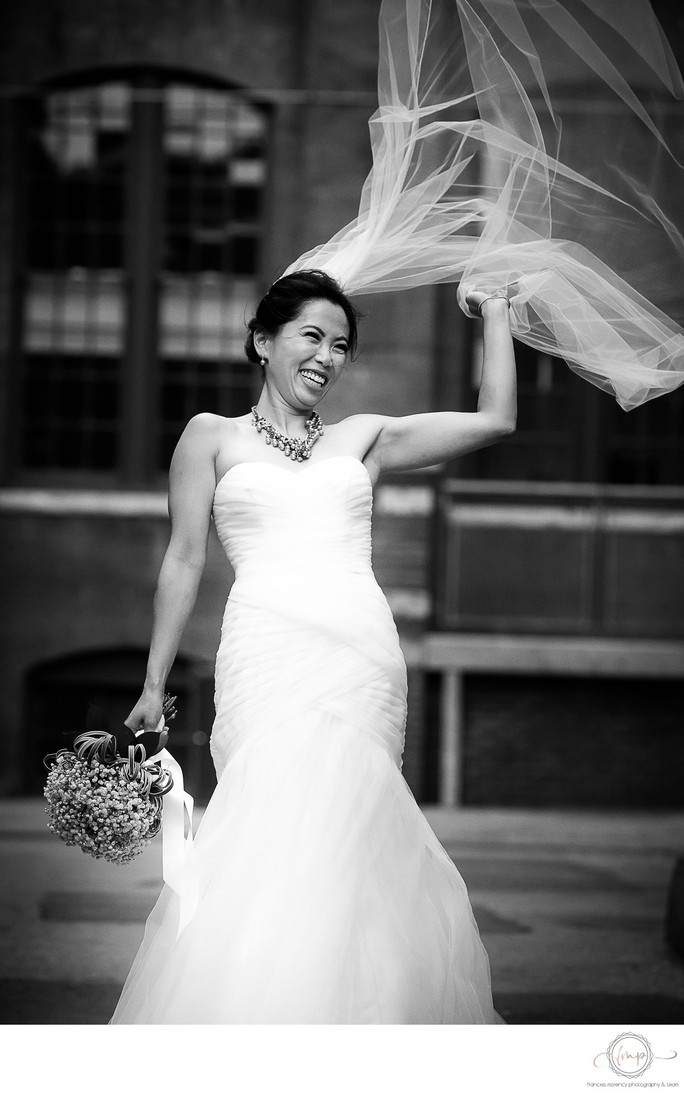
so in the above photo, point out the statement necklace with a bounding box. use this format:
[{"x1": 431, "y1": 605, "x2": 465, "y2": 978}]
[{"x1": 251, "y1": 406, "x2": 324, "y2": 462}]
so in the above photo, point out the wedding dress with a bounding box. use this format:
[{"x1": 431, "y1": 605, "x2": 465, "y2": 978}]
[{"x1": 110, "y1": 456, "x2": 502, "y2": 1024}]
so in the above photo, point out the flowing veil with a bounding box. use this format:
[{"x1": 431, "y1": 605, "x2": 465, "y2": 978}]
[{"x1": 285, "y1": 0, "x2": 684, "y2": 410}]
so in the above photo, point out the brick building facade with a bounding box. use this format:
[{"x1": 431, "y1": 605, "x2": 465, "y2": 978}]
[{"x1": 1, "y1": 0, "x2": 683, "y2": 805}]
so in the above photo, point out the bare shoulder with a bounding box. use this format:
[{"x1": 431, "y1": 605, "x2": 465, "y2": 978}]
[
  {"x1": 170, "y1": 414, "x2": 236, "y2": 485},
  {"x1": 179, "y1": 412, "x2": 230, "y2": 443},
  {"x1": 176, "y1": 412, "x2": 246, "y2": 458}
]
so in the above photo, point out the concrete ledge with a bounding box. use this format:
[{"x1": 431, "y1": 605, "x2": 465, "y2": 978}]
[
  {"x1": 0, "y1": 489, "x2": 168, "y2": 517},
  {"x1": 416, "y1": 633, "x2": 684, "y2": 678},
  {"x1": 423, "y1": 806, "x2": 684, "y2": 853},
  {"x1": 404, "y1": 633, "x2": 684, "y2": 806}
]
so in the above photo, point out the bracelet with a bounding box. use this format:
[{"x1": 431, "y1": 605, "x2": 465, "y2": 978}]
[{"x1": 477, "y1": 294, "x2": 510, "y2": 317}]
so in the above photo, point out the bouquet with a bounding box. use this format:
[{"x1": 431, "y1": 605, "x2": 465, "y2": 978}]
[{"x1": 43, "y1": 694, "x2": 177, "y2": 865}]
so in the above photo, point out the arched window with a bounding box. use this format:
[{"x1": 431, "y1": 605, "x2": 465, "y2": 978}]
[{"x1": 10, "y1": 73, "x2": 268, "y2": 485}]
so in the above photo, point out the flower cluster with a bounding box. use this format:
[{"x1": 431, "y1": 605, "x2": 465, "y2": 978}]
[
  {"x1": 43, "y1": 695, "x2": 177, "y2": 865},
  {"x1": 44, "y1": 752, "x2": 163, "y2": 864}
]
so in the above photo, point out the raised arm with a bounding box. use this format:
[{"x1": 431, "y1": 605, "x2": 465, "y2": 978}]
[
  {"x1": 364, "y1": 291, "x2": 515, "y2": 477},
  {"x1": 125, "y1": 414, "x2": 219, "y2": 731}
]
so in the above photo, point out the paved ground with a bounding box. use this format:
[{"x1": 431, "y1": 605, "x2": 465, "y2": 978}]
[{"x1": 1, "y1": 798, "x2": 683, "y2": 1025}]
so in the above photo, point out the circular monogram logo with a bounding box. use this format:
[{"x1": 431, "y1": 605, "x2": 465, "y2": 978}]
[{"x1": 606, "y1": 1032, "x2": 654, "y2": 1078}]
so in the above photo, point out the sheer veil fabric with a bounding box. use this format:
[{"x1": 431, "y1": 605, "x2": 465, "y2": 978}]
[{"x1": 285, "y1": 0, "x2": 684, "y2": 410}]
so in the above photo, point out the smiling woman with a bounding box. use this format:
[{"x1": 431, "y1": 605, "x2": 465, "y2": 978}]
[
  {"x1": 110, "y1": 266, "x2": 514, "y2": 1025},
  {"x1": 252, "y1": 296, "x2": 351, "y2": 409},
  {"x1": 244, "y1": 269, "x2": 360, "y2": 364}
]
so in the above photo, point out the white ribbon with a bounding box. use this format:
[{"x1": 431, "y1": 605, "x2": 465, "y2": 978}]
[{"x1": 156, "y1": 747, "x2": 199, "y2": 938}]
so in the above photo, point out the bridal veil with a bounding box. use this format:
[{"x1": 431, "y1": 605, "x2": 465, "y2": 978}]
[{"x1": 285, "y1": 0, "x2": 684, "y2": 410}]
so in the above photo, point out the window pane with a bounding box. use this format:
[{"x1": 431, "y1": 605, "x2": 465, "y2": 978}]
[
  {"x1": 159, "y1": 274, "x2": 256, "y2": 360},
  {"x1": 15, "y1": 79, "x2": 268, "y2": 482},
  {"x1": 19, "y1": 84, "x2": 128, "y2": 476},
  {"x1": 604, "y1": 389, "x2": 684, "y2": 485},
  {"x1": 162, "y1": 87, "x2": 267, "y2": 276},
  {"x1": 464, "y1": 336, "x2": 684, "y2": 485},
  {"x1": 22, "y1": 354, "x2": 120, "y2": 470},
  {"x1": 26, "y1": 84, "x2": 130, "y2": 271},
  {"x1": 469, "y1": 341, "x2": 581, "y2": 482},
  {"x1": 154, "y1": 85, "x2": 268, "y2": 472},
  {"x1": 157, "y1": 357, "x2": 254, "y2": 469},
  {"x1": 24, "y1": 271, "x2": 125, "y2": 354}
]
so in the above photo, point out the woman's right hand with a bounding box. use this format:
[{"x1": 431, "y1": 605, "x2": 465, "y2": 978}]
[
  {"x1": 124, "y1": 690, "x2": 165, "y2": 733},
  {"x1": 463, "y1": 286, "x2": 510, "y2": 318}
]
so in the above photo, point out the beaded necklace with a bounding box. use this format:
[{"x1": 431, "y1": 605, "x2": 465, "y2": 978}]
[{"x1": 251, "y1": 406, "x2": 324, "y2": 462}]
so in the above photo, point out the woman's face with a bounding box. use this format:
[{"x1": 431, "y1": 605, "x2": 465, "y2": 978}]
[{"x1": 255, "y1": 299, "x2": 351, "y2": 409}]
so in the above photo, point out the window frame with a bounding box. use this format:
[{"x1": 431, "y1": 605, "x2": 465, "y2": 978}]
[
  {"x1": 443, "y1": 316, "x2": 684, "y2": 487},
  {"x1": 3, "y1": 68, "x2": 270, "y2": 489}
]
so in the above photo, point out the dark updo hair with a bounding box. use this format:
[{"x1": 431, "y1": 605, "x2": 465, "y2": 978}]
[{"x1": 244, "y1": 269, "x2": 360, "y2": 364}]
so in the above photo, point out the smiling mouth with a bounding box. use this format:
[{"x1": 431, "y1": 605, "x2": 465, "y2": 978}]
[{"x1": 299, "y1": 369, "x2": 327, "y2": 388}]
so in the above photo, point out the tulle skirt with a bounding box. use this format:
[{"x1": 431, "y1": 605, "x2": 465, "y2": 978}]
[{"x1": 110, "y1": 570, "x2": 502, "y2": 1024}]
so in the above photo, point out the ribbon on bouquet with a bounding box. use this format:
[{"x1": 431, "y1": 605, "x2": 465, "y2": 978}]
[{"x1": 156, "y1": 747, "x2": 199, "y2": 938}]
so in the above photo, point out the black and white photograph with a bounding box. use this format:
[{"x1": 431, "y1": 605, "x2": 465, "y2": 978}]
[{"x1": 0, "y1": 0, "x2": 683, "y2": 1087}]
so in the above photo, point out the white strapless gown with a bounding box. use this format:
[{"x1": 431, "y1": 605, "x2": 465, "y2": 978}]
[{"x1": 111, "y1": 456, "x2": 502, "y2": 1024}]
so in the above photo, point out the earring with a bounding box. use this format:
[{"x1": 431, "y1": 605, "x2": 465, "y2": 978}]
[{"x1": 260, "y1": 356, "x2": 268, "y2": 367}]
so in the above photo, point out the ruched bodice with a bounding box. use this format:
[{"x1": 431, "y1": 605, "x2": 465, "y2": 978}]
[
  {"x1": 111, "y1": 456, "x2": 502, "y2": 1025},
  {"x1": 213, "y1": 456, "x2": 373, "y2": 580},
  {"x1": 210, "y1": 456, "x2": 408, "y2": 777}
]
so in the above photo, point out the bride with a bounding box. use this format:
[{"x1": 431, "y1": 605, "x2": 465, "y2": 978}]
[{"x1": 110, "y1": 269, "x2": 515, "y2": 1024}]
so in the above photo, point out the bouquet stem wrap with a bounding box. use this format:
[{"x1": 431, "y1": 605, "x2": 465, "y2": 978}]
[
  {"x1": 156, "y1": 748, "x2": 199, "y2": 938},
  {"x1": 286, "y1": 0, "x2": 684, "y2": 410}
]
